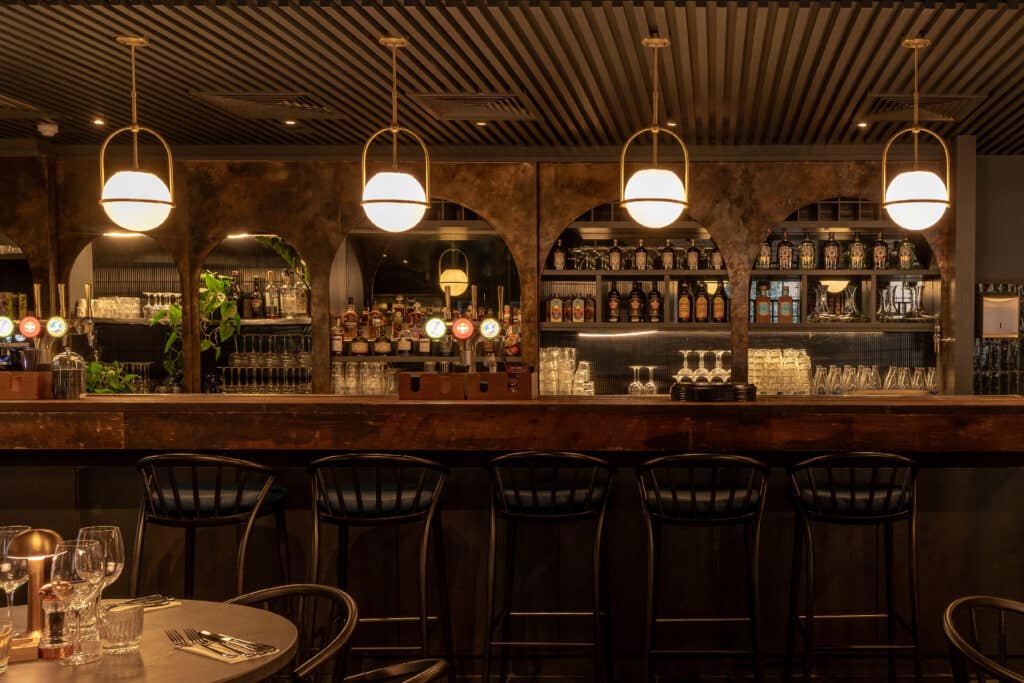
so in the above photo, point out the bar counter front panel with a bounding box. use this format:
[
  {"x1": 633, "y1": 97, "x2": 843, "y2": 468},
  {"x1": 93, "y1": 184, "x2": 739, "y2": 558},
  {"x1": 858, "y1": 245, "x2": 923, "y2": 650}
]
[{"x1": 2, "y1": 396, "x2": 1022, "y2": 681}]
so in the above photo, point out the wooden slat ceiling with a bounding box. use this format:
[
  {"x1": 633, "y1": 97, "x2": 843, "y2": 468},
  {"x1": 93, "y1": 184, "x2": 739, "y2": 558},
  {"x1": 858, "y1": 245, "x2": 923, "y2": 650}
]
[{"x1": 0, "y1": 2, "x2": 1022, "y2": 154}]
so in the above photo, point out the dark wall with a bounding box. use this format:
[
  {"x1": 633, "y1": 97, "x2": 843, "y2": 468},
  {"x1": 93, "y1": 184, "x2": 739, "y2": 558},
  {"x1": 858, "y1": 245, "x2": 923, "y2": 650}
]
[{"x1": 977, "y1": 156, "x2": 1024, "y2": 282}]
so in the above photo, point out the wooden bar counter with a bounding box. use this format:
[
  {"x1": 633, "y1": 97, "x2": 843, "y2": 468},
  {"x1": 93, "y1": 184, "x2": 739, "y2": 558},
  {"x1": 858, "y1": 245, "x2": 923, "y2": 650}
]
[{"x1": 2, "y1": 394, "x2": 1023, "y2": 458}]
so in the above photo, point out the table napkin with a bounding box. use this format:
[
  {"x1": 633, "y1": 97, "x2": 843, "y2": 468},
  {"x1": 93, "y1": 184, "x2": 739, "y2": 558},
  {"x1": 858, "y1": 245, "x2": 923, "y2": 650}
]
[{"x1": 177, "y1": 643, "x2": 279, "y2": 664}]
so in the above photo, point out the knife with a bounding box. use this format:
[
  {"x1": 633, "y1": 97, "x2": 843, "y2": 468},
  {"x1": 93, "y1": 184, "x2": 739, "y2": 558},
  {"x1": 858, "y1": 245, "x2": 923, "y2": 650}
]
[{"x1": 199, "y1": 630, "x2": 275, "y2": 654}]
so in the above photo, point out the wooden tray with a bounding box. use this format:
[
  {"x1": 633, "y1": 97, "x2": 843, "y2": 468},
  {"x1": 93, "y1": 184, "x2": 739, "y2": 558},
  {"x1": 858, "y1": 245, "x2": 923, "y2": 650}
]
[
  {"x1": 0, "y1": 372, "x2": 53, "y2": 400},
  {"x1": 465, "y1": 371, "x2": 533, "y2": 400},
  {"x1": 398, "y1": 373, "x2": 466, "y2": 400}
]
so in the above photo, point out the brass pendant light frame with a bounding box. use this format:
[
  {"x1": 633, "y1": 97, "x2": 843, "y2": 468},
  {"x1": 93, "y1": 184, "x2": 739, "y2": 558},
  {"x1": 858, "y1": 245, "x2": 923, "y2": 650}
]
[
  {"x1": 438, "y1": 245, "x2": 470, "y2": 283},
  {"x1": 881, "y1": 37, "x2": 951, "y2": 216},
  {"x1": 619, "y1": 36, "x2": 690, "y2": 215},
  {"x1": 360, "y1": 36, "x2": 430, "y2": 215},
  {"x1": 98, "y1": 36, "x2": 175, "y2": 213}
]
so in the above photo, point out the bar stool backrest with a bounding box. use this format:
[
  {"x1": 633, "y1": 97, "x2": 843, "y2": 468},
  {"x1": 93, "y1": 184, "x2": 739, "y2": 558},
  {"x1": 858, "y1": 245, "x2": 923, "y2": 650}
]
[
  {"x1": 637, "y1": 453, "x2": 769, "y2": 524},
  {"x1": 310, "y1": 454, "x2": 446, "y2": 524},
  {"x1": 944, "y1": 595, "x2": 1024, "y2": 683},
  {"x1": 490, "y1": 451, "x2": 614, "y2": 521},
  {"x1": 228, "y1": 583, "x2": 358, "y2": 682},
  {"x1": 787, "y1": 452, "x2": 918, "y2": 523},
  {"x1": 136, "y1": 453, "x2": 277, "y2": 524}
]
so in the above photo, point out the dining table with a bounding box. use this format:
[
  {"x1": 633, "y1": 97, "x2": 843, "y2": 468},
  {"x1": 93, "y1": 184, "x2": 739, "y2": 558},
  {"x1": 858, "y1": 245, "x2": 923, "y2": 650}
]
[{"x1": 7, "y1": 599, "x2": 298, "y2": 683}]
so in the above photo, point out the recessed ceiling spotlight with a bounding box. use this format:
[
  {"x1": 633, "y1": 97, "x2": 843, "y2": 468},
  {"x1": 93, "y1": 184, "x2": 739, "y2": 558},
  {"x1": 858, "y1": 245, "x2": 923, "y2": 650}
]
[
  {"x1": 474, "y1": 121, "x2": 487, "y2": 127},
  {"x1": 283, "y1": 119, "x2": 297, "y2": 126},
  {"x1": 93, "y1": 118, "x2": 106, "y2": 126},
  {"x1": 666, "y1": 121, "x2": 678, "y2": 128},
  {"x1": 857, "y1": 121, "x2": 868, "y2": 128}
]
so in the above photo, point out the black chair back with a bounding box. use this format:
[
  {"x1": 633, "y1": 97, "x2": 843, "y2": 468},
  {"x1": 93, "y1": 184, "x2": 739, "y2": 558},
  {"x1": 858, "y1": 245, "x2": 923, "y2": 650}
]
[
  {"x1": 490, "y1": 451, "x2": 614, "y2": 521},
  {"x1": 787, "y1": 452, "x2": 918, "y2": 523},
  {"x1": 310, "y1": 454, "x2": 446, "y2": 525},
  {"x1": 343, "y1": 659, "x2": 449, "y2": 683},
  {"x1": 228, "y1": 583, "x2": 358, "y2": 682},
  {"x1": 944, "y1": 595, "x2": 1024, "y2": 683},
  {"x1": 137, "y1": 453, "x2": 277, "y2": 525},
  {"x1": 637, "y1": 453, "x2": 769, "y2": 524}
]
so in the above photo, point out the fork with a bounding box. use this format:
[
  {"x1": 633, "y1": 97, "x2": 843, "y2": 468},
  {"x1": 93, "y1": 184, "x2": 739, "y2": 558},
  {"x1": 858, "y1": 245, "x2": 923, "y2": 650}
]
[
  {"x1": 184, "y1": 628, "x2": 254, "y2": 657},
  {"x1": 165, "y1": 628, "x2": 238, "y2": 659}
]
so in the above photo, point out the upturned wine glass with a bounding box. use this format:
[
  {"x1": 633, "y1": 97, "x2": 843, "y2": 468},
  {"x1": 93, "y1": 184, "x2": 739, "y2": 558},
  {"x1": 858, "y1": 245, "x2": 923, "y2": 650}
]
[
  {"x1": 0, "y1": 526, "x2": 30, "y2": 634},
  {"x1": 674, "y1": 350, "x2": 693, "y2": 384},
  {"x1": 643, "y1": 366, "x2": 657, "y2": 395},
  {"x1": 693, "y1": 352, "x2": 711, "y2": 383},
  {"x1": 51, "y1": 539, "x2": 104, "y2": 665},
  {"x1": 711, "y1": 350, "x2": 730, "y2": 383},
  {"x1": 628, "y1": 366, "x2": 643, "y2": 395}
]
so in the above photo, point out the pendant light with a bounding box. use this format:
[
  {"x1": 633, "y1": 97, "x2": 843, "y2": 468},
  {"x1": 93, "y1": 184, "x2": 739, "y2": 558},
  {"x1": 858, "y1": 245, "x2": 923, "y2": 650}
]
[
  {"x1": 99, "y1": 36, "x2": 174, "y2": 233},
  {"x1": 438, "y1": 244, "x2": 469, "y2": 297},
  {"x1": 620, "y1": 35, "x2": 690, "y2": 229},
  {"x1": 881, "y1": 37, "x2": 951, "y2": 231},
  {"x1": 361, "y1": 37, "x2": 430, "y2": 233}
]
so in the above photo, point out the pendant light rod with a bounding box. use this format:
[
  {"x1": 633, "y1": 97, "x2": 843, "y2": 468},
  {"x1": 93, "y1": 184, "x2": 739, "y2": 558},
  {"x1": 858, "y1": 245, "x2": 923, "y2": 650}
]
[
  {"x1": 116, "y1": 36, "x2": 148, "y2": 169},
  {"x1": 381, "y1": 36, "x2": 407, "y2": 170},
  {"x1": 642, "y1": 35, "x2": 669, "y2": 167}
]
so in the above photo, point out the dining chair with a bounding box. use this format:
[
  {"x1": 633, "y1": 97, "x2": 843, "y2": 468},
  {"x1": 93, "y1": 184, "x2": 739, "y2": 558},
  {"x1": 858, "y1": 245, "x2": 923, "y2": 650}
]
[
  {"x1": 228, "y1": 583, "x2": 358, "y2": 682},
  {"x1": 343, "y1": 659, "x2": 450, "y2": 683},
  {"x1": 944, "y1": 595, "x2": 1024, "y2": 682}
]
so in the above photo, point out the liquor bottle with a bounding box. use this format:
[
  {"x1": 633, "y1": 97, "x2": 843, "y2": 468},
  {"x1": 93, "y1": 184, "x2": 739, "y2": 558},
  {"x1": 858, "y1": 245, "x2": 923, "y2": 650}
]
[
  {"x1": 756, "y1": 239, "x2": 772, "y2": 269},
  {"x1": 628, "y1": 281, "x2": 646, "y2": 323},
  {"x1": 693, "y1": 283, "x2": 710, "y2": 323},
  {"x1": 395, "y1": 330, "x2": 413, "y2": 356},
  {"x1": 849, "y1": 232, "x2": 867, "y2": 270},
  {"x1": 279, "y1": 270, "x2": 294, "y2": 318},
  {"x1": 583, "y1": 293, "x2": 596, "y2": 323},
  {"x1": 822, "y1": 232, "x2": 840, "y2": 270},
  {"x1": 571, "y1": 293, "x2": 585, "y2": 323},
  {"x1": 341, "y1": 298, "x2": 358, "y2": 340},
  {"x1": 229, "y1": 270, "x2": 244, "y2": 316},
  {"x1": 647, "y1": 281, "x2": 663, "y2": 323},
  {"x1": 754, "y1": 284, "x2": 772, "y2": 324},
  {"x1": 350, "y1": 325, "x2": 370, "y2": 356},
  {"x1": 660, "y1": 240, "x2": 675, "y2": 270},
  {"x1": 677, "y1": 281, "x2": 693, "y2": 323},
  {"x1": 547, "y1": 291, "x2": 564, "y2": 323},
  {"x1": 416, "y1": 331, "x2": 432, "y2": 356},
  {"x1": 799, "y1": 234, "x2": 817, "y2": 269},
  {"x1": 778, "y1": 285, "x2": 794, "y2": 324},
  {"x1": 293, "y1": 275, "x2": 309, "y2": 316},
  {"x1": 372, "y1": 326, "x2": 393, "y2": 356},
  {"x1": 777, "y1": 230, "x2": 794, "y2": 270},
  {"x1": 552, "y1": 239, "x2": 567, "y2": 270},
  {"x1": 608, "y1": 239, "x2": 623, "y2": 271},
  {"x1": 606, "y1": 283, "x2": 621, "y2": 323},
  {"x1": 330, "y1": 316, "x2": 345, "y2": 355},
  {"x1": 685, "y1": 239, "x2": 701, "y2": 271},
  {"x1": 709, "y1": 242, "x2": 724, "y2": 270},
  {"x1": 263, "y1": 270, "x2": 280, "y2": 319},
  {"x1": 872, "y1": 232, "x2": 889, "y2": 269},
  {"x1": 711, "y1": 281, "x2": 728, "y2": 323},
  {"x1": 249, "y1": 276, "x2": 264, "y2": 319},
  {"x1": 634, "y1": 240, "x2": 649, "y2": 271},
  {"x1": 897, "y1": 233, "x2": 916, "y2": 270}
]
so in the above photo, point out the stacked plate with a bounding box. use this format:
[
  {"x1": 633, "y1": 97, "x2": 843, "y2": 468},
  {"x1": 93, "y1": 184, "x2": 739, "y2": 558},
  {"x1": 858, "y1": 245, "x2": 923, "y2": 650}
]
[
  {"x1": 732, "y1": 383, "x2": 757, "y2": 402},
  {"x1": 669, "y1": 382, "x2": 758, "y2": 402}
]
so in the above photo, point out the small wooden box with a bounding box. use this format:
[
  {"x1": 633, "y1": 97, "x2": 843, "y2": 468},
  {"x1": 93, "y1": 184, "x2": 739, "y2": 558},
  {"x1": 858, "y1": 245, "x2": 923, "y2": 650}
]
[
  {"x1": 398, "y1": 373, "x2": 466, "y2": 400},
  {"x1": 465, "y1": 371, "x2": 533, "y2": 400},
  {"x1": 0, "y1": 371, "x2": 53, "y2": 400}
]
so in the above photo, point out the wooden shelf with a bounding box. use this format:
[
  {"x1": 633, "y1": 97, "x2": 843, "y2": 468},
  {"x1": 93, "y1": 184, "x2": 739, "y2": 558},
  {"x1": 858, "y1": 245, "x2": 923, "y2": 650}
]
[
  {"x1": 331, "y1": 355, "x2": 466, "y2": 363},
  {"x1": 543, "y1": 269, "x2": 728, "y2": 277},
  {"x1": 751, "y1": 269, "x2": 938, "y2": 277},
  {"x1": 240, "y1": 317, "x2": 311, "y2": 326},
  {"x1": 540, "y1": 323, "x2": 730, "y2": 333},
  {"x1": 93, "y1": 317, "x2": 151, "y2": 326},
  {"x1": 749, "y1": 322, "x2": 934, "y2": 333}
]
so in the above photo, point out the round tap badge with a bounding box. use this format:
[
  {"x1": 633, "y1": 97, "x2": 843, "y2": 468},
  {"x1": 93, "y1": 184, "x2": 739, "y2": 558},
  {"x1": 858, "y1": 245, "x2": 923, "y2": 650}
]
[
  {"x1": 424, "y1": 317, "x2": 447, "y2": 340},
  {"x1": 451, "y1": 317, "x2": 475, "y2": 341},
  {"x1": 0, "y1": 316, "x2": 14, "y2": 338},
  {"x1": 46, "y1": 316, "x2": 68, "y2": 339},
  {"x1": 18, "y1": 315, "x2": 41, "y2": 339},
  {"x1": 480, "y1": 318, "x2": 501, "y2": 340}
]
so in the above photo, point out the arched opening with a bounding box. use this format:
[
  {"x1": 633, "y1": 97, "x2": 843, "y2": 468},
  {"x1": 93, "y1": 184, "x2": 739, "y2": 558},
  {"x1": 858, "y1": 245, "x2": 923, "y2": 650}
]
[{"x1": 0, "y1": 234, "x2": 33, "y2": 322}]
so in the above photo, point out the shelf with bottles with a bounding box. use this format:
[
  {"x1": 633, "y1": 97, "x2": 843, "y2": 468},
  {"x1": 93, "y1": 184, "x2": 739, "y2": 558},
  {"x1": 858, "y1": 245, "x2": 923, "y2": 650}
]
[
  {"x1": 540, "y1": 322, "x2": 730, "y2": 333},
  {"x1": 239, "y1": 317, "x2": 311, "y2": 326},
  {"x1": 547, "y1": 234, "x2": 725, "y2": 273}
]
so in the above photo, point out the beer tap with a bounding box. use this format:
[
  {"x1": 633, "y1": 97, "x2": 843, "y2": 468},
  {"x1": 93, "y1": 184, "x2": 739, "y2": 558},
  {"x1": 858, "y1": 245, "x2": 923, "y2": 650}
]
[{"x1": 422, "y1": 285, "x2": 502, "y2": 373}]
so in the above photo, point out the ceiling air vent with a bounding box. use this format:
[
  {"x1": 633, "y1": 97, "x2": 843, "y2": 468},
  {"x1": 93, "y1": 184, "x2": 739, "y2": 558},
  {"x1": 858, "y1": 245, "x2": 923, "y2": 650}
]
[
  {"x1": 0, "y1": 95, "x2": 45, "y2": 120},
  {"x1": 864, "y1": 92, "x2": 986, "y2": 123},
  {"x1": 410, "y1": 92, "x2": 535, "y2": 122},
  {"x1": 190, "y1": 91, "x2": 340, "y2": 121}
]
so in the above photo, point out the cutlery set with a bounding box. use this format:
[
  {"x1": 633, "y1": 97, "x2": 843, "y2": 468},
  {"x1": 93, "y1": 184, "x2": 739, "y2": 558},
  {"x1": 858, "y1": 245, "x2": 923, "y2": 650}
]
[{"x1": 165, "y1": 627, "x2": 276, "y2": 660}]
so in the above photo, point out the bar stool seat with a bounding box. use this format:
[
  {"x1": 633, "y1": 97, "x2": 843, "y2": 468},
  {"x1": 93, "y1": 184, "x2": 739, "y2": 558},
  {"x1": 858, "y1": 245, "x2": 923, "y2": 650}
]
[
  {"x1": 644, "y1": 486, "x2": 762, "y2": 513},
  {"x1": 147, "y1": 483, "x2": 288, "y2": 517},
  {"x1": 320, "y1": 485, "x2": 435, "y2": 516}
]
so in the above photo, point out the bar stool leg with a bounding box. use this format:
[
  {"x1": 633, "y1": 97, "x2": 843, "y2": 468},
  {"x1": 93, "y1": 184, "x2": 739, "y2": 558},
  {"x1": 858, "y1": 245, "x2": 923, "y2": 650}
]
[
  {"x1": 746, "y1": 521, "x2": 764, "y2": 683},
  {"x1": 274, "y1": 507, "x2": 291, "y2": 584},
  {"x1": 499, "y1": 520, "x2": 517, "y2": 683},
  {"x1": 908, "y1": 513, "x2": 922, "y2": 683},
  {"x1": 642, "y1": 514, "x2": 658, "y2": 683},
  {"x1": 884, "y1": 522, "x2": 897, "y2": 683},
  {"x1": 418, "y1": 517, "x2": 432, "y2": 661},
  {"x1": 783, "y1": 520, "x2": 803, "y2": 683},
  {"x1": 129, "y1": 503, "x2": 147, "y2": 598},
  {"x1": 184, "y1": 527, "x2": 196, "y2": 600},
  {"x1": 592, "y1": 511, "x2": 608, "y2": 683},
  {"x1": 801, "y1": 517, "x2": 816, "y2": 683},
  {"x1": 482, "y1": 501, "x2": 498, "y2": 683},
  {"x1": 434, "y1": 518, "x2": 456, "y2": 683},
  {"x1": 336, "y1": 524, "x2": 349, "y2": 589}
]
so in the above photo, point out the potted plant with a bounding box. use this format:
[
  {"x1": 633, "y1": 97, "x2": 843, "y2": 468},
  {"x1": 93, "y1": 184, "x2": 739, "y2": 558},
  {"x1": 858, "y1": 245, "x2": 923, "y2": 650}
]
[{"x1": 85, "y1": 360, "x2": 140, "y2": 394}]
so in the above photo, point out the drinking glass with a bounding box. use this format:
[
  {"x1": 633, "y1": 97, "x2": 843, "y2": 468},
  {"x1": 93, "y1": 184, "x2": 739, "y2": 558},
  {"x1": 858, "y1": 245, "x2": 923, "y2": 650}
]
[
  {"x1": 827, "y1": 365, "x2": 844, "y2": 395},
  {"x1": 911, "y1": 367, "x2": 928, "y2": 391},
  {"x1": 926, "y1": 367, "x2": 937, "y2": 394},
  {"x1": 842, "y1": 284, "x2": 861, "y2": 320},
  {"x1": 0, "y1": 526, "x2": 29, "y2": 634},
  {"x1": 0, "y1": 621, "x2": 10, "y2": 673},
  {"x1": 675, "y1": 350, "x2": 693, "y2": 384},
  {"x1": 812, "y1": 366, "x2": 828, "y2": 395},
  {"x1": 643, "y1": 366, "x2": 657, "y2": 395},
  {"x1": 51, "y1": 539, "x2": 104, "y2": 665},
  {"x1": 77, "y1": 527, "x2": 124, "y2": 597},
  {"x1": 711, "y1": 350, "x2": 729, "y2": 383},
  {"x1": 628, "y1": 366, "x2": 643, "y2": 396},
  {"x1": 841, "y1": 365, "x2": 858, "y2": 394},
  {"x1": 693, "y1": 352, "x2": 710, "y2": 383},
  {"x1": 98, "y1": 603, "x2": 143, "y2": 654}
]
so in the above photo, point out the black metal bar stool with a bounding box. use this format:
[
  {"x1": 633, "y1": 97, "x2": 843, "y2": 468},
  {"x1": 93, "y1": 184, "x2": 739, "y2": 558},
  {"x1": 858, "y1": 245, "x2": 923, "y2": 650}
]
[
  {"x1": 784, "y1": 452, "x2": 922, "y2": 682},
  {"x1": 637, "y1": 453, "x2": 769, "y2": 683},
  {"x1": 309, "y1": 454, "x2": 454, "y2": 680},
  {"x1": 944, "y1": 595, "x2": 1024, "y2": 683},
  {"x1": 482, "y1": 451, "x2": 615, "y2": 683},
  {"x1": 129, "y1": 453, "x2": 291, "y2": 599}
]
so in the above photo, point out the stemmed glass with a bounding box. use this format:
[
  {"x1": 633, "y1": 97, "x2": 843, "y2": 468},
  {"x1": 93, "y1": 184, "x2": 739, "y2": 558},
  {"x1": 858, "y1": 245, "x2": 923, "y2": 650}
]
[
  {"x1": 693, "y1": 352, "x2": 710, "y2": 383},
  {"x1": 51, "y1": 539, "x2": 105, "y2": 666},
  {"x1": 628, "y1": 366, "x2": 643, "y2": 396},
  {"x1": 711, "y1": 350, "x2": 730, "y2": 383},
  {"x1": 674, "y1": 350, "x2": 692, "y2": 384},
  {"x1": 0, "y1": 526, "x2": 30, "y2": 634},
  {"x1": 78, "y1": 526, "x2": 125, "y2": 600},
  {"x1": 643, "y1": 366, "x2": 657, "y2": 395}
]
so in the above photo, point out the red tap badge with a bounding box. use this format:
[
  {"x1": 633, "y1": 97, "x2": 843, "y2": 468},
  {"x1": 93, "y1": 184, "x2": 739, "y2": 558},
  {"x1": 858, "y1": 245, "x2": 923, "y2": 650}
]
[
  {"x1": 18, "y1": 316, "x2": 41, "y2": 339},
  {"x1": 451, "y1": 317, "x2": 475, "y2": 341}
]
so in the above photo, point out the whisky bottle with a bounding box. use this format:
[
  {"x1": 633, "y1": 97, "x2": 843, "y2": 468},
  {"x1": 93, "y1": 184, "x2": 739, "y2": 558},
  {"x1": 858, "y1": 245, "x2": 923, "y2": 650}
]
[
  {"x1": 634, "y1": 240, "x2": 649, "y2": 271},
  {"x1": 331, "y1": 316, "x2": 345, "y2": 355},
  {"x1": 897, "y1": 233, "x2": 916, "y2": 270},
  {"x1": 660, "y1": 240, "x2": 676, "y2": 270},
  {"x1": 685, "y1": 239, "x2": 701, "y2": 271},
  {"x1": 571, "y1": 293, "x2": 585, "y2": 323},
  {"x1": 872, "y1": 232, "x2": 889, "y2": 269},
  {"x1": 757, "y1": 239, "x2": 772, "y2": 270},
  {"x1": 372, "y1": 326, "x2": 393, "y2": 356},
  {"x1": 628, "y1": 281, "x2": 646, "y2": 322},
  {"x1": 350, "y1": 325, "x2": 370, "y2": 356},
  {"x1": 647, "y1": 281, "x2": 663, "y2": 323},
  {"x1": 249, "y1": 276, "x2": 264, "y2": 319},
  {"x1": 279, "y1": 270, "x2": 294, "y2": 318},
  {"x1": 229, "y1": 270, "x2": 244, "y2": 317},
  {"x1": 694, "y1": 283, "x2": 710, "y2": 323},
  {"x1": 822, "y1": 232, "x2": 840, "y2": 270},
  {"x1": 583, "y1": 293, "x2": 597, "y2": 323},
  {"x1": 552, "y1": 239, "x2": 567, "y2": 270},
  {"x1": 849, "y1": 232, "x2": 867, "y2": 270},
  {"x1": 263, "y1": 270, "x2": 280, "y2": 319},
  {"x1": 608, "y1": 239, "x2": 623, "y2": 271},
  {"x1": 606, "y1": 283, "x2": 622, "y2": 323},
  {"x1": 754, "y1": 284, "x2": 772, "y2": 324},
  {"x1": 709, "y1": 242, "x2": 724, "y2": 270},
  {"x1": 416, "y1": 332, "x2": 432, "y2": 356},
  {"x1": 711, "y1": 281, "x2": 728, "y2": 323},
  {"x1": 778, "y1": 286, "x2": 794, "y2": 324},
  {"x1": 777, "y1": 230, "x2": 794, "y2": 270},
  {"x1": 799, "y1": 234, "x2": 817, "y2": 269},
  {"x1": 678, "y1": 281, "x2": 693, "y2": 323},
  {"x1": 547, "y1": 292, "x2": 564, "y2": 323},
  {"x1": 342, "y1": 297, "x2": 358, "y2": 340}
]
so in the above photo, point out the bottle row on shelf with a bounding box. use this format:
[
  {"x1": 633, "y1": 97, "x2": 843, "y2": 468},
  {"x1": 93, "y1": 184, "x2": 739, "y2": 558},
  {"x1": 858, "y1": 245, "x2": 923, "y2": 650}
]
[
  {"x1": 756, "y1": 231, "x2": 924, "y2": 271},
  {"x1": 549, "y1": 238, "x2": 725, "y2": 272},
  {"x1": 229, "y1": 268, "x2": 309, "y2": 320},
  {"x1": 544, "y1": 279, "x2": 731, "y2": 324}
]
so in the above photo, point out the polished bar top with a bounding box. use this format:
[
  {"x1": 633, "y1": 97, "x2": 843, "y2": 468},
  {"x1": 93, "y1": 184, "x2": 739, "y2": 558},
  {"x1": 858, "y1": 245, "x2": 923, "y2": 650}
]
[{"x1": 3, "y1": 394, "x2": 1023, "y2": 458}]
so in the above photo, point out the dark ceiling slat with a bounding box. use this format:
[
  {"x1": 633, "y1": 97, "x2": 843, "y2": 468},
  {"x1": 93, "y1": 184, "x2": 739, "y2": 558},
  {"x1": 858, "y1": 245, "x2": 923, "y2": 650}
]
[
  {"x1": 770, "y1": 4, "x2": 818, "y2": 146},
  {"x1": 661, "y1": 7, "x2": 698, "y2": 140},
  {"x1": 559, "y1": 8, "x2": 627, "y2": 144},
  {"x1": 782, "y1": 5, "x2": 840, "y2": 146}
]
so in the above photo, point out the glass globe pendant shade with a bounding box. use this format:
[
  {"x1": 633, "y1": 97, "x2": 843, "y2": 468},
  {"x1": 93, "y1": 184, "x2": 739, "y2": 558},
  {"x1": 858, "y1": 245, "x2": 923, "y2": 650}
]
[
  {"x1": 623, "y1": 168, "x2": 687, "y2": 229},
  {"x1": 439, "y1": 268, "x2": 469, "y2": 297},
  {"x1": 101, "y1": 170, "x2": 173, "y2": 232},
  {"x1": 362, "y1": 171, "x2": 427, "y2": 233},
  {"x1": 884, "y1": 170, "x2": 948, "y2": 231}
]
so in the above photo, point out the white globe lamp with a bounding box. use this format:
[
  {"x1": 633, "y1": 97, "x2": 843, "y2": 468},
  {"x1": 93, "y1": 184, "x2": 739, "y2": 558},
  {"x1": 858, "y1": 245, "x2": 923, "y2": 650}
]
[
  {"x1": 438, "y1": 246, "x2": 470, "y2": 297},
  {"x1": 623, "y1": 168, "x2": 687, "y2": 229},
  {"x1": 362, "y1": 171, "x2": 428, "y2": 233},
  {"x1": 101, "y1": 170, "x2": 173, "y2": 232},
  {"x1": 884, "y1": 170, "x2": 948, "y2": 231}
]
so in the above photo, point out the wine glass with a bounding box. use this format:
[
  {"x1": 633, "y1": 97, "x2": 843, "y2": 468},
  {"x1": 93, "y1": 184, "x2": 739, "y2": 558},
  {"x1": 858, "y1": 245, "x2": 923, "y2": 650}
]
[
  {"x1": 0, "y1": 526, "x2": 30, "y2": 634},
  {"x1": 674, "y1": 350, "x2": 692, "y2": 384},
  {"x1": 693, "y1": 352, "x2": 710, "y2": 383},
  {"x1": 711, "y1": 350, "x2": 730, "y2": 383},
  {"x1": 643, "y1": 366, "x2": 657, "y2": 395},
  {"x1": 51, "y1": 539, "x2": 104, "y2": 666},
  {"x1": 77, "y1": 526, "x2": 124, "y2": 596},
  {"x1": 628, "y1": 366, "x2": 643, "y2": 396}
]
